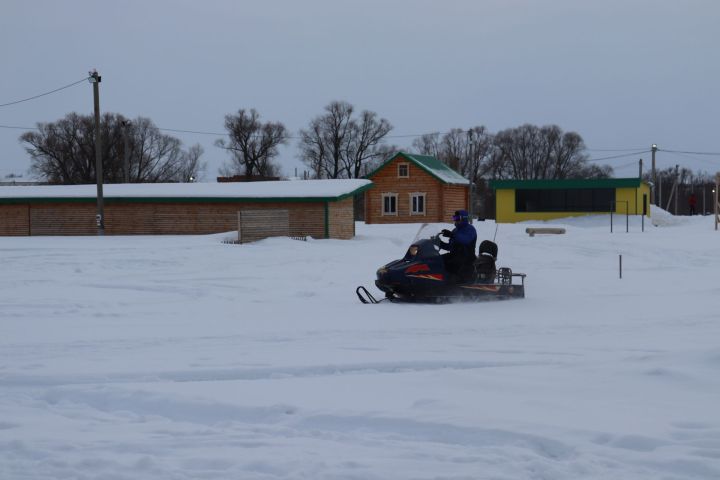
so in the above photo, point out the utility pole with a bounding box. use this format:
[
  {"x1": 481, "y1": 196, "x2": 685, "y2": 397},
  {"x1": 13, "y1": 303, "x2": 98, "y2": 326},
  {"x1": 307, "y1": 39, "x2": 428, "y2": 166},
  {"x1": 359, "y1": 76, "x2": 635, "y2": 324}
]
[
  {"x1": 121, "y1": 120, "x2": 131, "y2": 183},
  {"x1": 638, "y1": 158, "x2": 643, "y2": 179},
  {"x1": 715, "y1": 173, "x2": 719, "y2": 231},
  {"x1": 665, "y1": 164, "x2": 679, "y2": 214},
  {"x1": 468, "y1": 137, "x2": 475, "y2": 223},
  {"x1": 651, "y1": 144, "x2": 657, "y2": 205},
  {"x1": 674, "y1": 164, "x2": 679, "y2": 215},
  {"x1": 89, "y1": 70, "x2": 104, "y2": 235}
]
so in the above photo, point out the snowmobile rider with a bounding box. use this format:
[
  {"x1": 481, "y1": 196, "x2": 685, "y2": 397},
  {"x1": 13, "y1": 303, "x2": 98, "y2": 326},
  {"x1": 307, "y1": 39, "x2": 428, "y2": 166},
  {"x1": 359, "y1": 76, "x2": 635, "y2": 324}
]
[{"x1": 437, "y1": 210, "x2": 477, "y2": 283}]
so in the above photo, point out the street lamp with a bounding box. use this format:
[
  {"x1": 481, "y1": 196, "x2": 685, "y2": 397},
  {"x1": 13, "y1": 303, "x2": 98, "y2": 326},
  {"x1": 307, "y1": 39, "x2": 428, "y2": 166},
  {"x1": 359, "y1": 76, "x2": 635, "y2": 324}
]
[{"x1": 651, "y1": 144, "x2": 658, "y2": 205}]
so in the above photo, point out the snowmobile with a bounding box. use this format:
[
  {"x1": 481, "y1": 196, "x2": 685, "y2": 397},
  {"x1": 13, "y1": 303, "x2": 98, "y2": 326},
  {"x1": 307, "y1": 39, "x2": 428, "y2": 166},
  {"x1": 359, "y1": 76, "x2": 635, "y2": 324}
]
[{"x1": 356, "y1": 231, "x2": 526, "y2": 304}]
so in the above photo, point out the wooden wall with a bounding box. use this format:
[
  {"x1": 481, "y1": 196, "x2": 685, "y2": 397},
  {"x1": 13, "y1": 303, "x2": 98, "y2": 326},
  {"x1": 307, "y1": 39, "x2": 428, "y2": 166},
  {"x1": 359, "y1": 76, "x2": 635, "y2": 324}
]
[
  {"x1": 0, "y1": 205, "x2": 30, "y2": 236},
  {"x1": 328, "y1": 197, "x2": 355, "y2": 239},
  {"x1": 0, "y1": 200, "x2": 355, "y2": 239},
  {"x1": 441, "y1": 184, "x2": 470, "y2": 220},
  {"x1": 364, "y1": 158, "x2": 468, "y2": 224}
]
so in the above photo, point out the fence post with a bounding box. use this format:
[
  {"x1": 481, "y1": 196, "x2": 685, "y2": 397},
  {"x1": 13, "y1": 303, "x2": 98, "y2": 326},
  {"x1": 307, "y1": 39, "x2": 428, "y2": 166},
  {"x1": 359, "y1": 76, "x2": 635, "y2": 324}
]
[{"x1": 626, "y1": 201, "x2": 629, "y2": 233}]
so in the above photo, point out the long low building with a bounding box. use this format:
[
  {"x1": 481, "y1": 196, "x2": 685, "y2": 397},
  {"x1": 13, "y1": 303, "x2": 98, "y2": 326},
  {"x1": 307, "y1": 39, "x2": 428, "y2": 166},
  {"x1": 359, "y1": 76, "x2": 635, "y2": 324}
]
[
  {"x1": 0, "y1": 179, "x2": 372, "y2": 238},
  {"x1": 490, "y1": 178, "x2": 651, "y2": 223}
]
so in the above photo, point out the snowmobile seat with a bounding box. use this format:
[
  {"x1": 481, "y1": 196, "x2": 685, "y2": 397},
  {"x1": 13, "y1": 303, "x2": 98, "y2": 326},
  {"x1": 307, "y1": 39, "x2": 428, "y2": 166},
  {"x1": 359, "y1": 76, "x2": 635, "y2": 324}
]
[
  {"x1": 475, "y1": 240, "x2": 497, "y2": 283},
  {"x1": 478, "y1": 240, "x2": 498, "y2": 260},
  {"x1": 474, "y1": 256, "x2": 496, "y2": 283}
]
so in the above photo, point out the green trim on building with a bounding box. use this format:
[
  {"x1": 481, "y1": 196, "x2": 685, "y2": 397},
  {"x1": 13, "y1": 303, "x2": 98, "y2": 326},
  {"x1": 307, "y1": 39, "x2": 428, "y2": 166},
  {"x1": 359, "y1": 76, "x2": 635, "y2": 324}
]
[
  {"x1": 364, "y1": 151, "x2": 468, "y2": 185},
  {"x1": 333, "y1": 182, "x2": 374, "y2": 200},
  {"x1": 490, "y1": 178, "x2": 642, "y2": 190}
]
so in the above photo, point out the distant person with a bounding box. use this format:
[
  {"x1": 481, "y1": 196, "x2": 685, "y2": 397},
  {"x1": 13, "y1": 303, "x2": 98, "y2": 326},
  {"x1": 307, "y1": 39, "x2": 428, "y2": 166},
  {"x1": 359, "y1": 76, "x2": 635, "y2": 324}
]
[
  {"x1": 437, "y1": 210, "x2": 477, "y2": 282},
  {"x1": 688, "y1": 193, "x2": 697, "y2": 215}
]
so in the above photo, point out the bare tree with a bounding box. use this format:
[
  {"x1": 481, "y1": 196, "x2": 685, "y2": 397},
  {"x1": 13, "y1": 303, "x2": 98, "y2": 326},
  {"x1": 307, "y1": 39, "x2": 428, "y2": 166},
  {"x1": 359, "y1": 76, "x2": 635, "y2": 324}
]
[
  {"x1": 488, "y1": 124, "x2": 610, "y2": 180},
  {"x1": 412, "y1": 126, "x2": 493, "y2": 182},
  {"x1": 342, "y1": 110, "x2": 393, "y2": 178},
  {"x1": 216, "y1": 109, "x2": 287, "y2": 178},
  {"x1": 20, "y1": 113, "x2": 205, "y2": 184},
  {"x1": 464, "y1": 126, "x2": 494, "y2": 183},
  {"x1": 299, "y1": 101, "x2": 353, "y2": 179},
  {"x1": 361, "y1": 143, "x2": 400, "y2": 176},
  {"x1": 411, "y1": 132, "x2": 442, "y2": 158},
  {"x1": 175, "y1": 144, "x2": 206, "y2": 182},
  {"x1": 299, "y1": 101, "x2": 393, "y2": 179}
]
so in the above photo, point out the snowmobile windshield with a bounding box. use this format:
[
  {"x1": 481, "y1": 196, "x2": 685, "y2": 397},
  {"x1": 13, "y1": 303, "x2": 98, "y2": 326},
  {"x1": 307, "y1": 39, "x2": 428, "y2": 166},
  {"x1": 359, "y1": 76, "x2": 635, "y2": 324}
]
[
  {"x1": 412, "y1": 223, "x2": 439, "y2": 243},
  {"x1": 403, "y1": 238, "x2": 441, "y2": 261}
]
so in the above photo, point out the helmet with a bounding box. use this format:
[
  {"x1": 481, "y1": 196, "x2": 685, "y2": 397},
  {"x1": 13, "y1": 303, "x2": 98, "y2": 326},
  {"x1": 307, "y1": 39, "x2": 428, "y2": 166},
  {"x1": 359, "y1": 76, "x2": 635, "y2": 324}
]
[{"x1": 452, "y1": 210, "x2": 469, "y2": 222}]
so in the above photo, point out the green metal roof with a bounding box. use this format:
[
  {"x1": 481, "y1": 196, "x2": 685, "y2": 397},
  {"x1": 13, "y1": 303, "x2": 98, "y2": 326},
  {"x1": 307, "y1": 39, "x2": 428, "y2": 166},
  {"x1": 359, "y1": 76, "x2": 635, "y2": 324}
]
[
  {"x1": 365, "y1": 151, "x2": 469, "y2": 185},
  {"x1": 490, "y1": 178, "x2": 644, "y2": 190}
]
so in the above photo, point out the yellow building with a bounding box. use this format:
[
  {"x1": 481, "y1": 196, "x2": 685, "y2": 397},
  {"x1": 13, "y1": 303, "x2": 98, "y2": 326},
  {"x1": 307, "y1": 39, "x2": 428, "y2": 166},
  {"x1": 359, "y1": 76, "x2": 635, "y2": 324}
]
[{"x1": 490, "y1": 178, "x2": 651, "y2": 223}]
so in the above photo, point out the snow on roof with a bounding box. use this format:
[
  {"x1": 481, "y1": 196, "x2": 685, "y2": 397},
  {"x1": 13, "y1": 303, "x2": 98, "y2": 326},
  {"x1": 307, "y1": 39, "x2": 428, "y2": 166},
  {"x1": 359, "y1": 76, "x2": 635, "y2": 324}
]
[{"x1": 0, "y1": 179, "x2": 372, "y2": 200}]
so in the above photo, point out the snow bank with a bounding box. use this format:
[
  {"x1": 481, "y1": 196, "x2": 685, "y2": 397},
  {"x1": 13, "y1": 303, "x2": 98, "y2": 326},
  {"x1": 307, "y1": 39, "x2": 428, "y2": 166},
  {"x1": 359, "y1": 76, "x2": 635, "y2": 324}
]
[{"x1": 1, "y1": 218, "x2": 719, "y2": 479}]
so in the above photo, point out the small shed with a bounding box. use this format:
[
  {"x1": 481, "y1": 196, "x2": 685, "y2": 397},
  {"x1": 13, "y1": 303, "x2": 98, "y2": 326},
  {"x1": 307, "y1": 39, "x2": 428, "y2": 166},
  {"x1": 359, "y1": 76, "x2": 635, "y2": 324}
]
[
  {"x1": 490, "y1": 178, "x2": 651, "y2": 223},
  {"x1": 0, "y1": 179, "x2": 372, "y2": 238},
  {"x1": 363, "y1": 151, "x2": 470, "y2": 224}
]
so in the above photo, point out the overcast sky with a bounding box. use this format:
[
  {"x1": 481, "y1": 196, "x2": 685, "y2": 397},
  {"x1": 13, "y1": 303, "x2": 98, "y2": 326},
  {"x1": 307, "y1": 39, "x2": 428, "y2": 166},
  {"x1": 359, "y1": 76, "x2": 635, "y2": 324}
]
[{"x1": 1, "y1": 0, "x2": 719, "y2": 181}]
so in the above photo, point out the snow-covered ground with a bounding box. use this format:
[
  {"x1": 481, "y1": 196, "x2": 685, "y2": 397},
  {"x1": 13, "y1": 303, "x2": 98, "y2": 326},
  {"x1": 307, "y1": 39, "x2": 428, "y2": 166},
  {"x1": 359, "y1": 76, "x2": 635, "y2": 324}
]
[{"x1": 1, "y1": 211, "x2": 719, "y2": 480}]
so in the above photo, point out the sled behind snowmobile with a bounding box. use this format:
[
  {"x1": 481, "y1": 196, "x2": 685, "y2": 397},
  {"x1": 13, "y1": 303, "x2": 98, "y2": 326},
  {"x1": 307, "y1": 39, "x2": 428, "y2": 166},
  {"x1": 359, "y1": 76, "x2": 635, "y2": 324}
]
[{"x1": 356, "y1": 236, "x2": 526, "y2": 304}]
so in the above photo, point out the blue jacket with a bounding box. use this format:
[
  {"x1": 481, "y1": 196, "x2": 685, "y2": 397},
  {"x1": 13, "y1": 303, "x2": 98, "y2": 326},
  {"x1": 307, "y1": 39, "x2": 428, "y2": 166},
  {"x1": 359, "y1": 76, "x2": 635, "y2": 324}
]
[{"x1": 439, "y1": 221, "x2": 477, "y2": 259}]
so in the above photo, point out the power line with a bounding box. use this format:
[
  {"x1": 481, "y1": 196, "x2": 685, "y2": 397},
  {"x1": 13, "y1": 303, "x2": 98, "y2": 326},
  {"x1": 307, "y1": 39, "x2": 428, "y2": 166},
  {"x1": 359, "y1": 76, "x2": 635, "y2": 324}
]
[
  {"x1": 159, "y1": 128, "x2": 453, "y2": 141},
  {"x1": 585, "y1": 147, "x2": 648, "y2": 152},
  {"x1": 587, "y1": 150, "x2": 649, "y2": 162},
  {"x1": 0, "y1": 77, "x2": 89, "y2": 108},
  {"x1": 658, "y1": 149, "x2": 720, "y2": 166},
  {"x1": 612, "y1": 160, "x2": 641, "y2": 170},
  {"x1": 659, "y1": 148, "x2": 720, "y2": 156},
  {"x1": 159, "y1": 127, "x2": 225, "y2": 136},
  {"x1": 0, "y1": 124, "x2": 36, "y2": 130}
]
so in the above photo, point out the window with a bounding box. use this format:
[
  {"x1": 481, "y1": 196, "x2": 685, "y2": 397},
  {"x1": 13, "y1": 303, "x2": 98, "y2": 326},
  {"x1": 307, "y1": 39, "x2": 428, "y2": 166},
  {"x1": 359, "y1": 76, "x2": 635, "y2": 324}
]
[
  {"x1": 382, "y1": 193, "x2": 398, "y2": 215},
  {"x1": 410, "y1": 193, "x2": 426, "y2": 215},
  {"x1": 398, "y1": 163, "x2": 409, "y2": 178},
  {"x1": 515, "y1": 188, "x2": 615, "y2": 212}
]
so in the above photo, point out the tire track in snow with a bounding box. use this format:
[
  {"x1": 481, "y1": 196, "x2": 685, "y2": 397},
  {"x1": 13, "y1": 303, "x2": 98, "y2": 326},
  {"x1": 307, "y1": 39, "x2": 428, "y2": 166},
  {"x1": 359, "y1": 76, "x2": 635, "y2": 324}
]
[{"x1": 0, "y1": 359, "x2": 560, "y2": 387}]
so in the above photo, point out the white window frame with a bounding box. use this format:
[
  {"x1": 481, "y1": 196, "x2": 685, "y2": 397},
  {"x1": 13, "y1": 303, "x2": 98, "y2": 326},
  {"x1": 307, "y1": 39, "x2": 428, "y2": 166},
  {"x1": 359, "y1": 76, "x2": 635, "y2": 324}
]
[
  {"x1": 397, "y1": 163, "x2": 409, "y2": 178},
  {"x1": 410, "y1": 192, "x2": 426, "y2": 216},
  {"x1": 382, "y1": 193, "x2": 398, "y2": 216}
]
